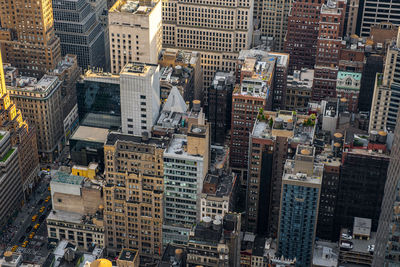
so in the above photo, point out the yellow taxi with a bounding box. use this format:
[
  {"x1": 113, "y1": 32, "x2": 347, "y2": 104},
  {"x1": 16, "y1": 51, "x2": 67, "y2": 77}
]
[
  {"x1": 11, "y1": 245, "x2": 18, "y2": 252},
  {"x1": 21, "y1": 241, "x2": 28, "y2": 248},
  {"x1": 31, "y1": 215, "x2": 38, "y2": 222},
  {"x1": 45, "y1": 196, "x2": 51, "y2": 202},
  {"x1": 28, "y1": 232, "x2": 35, "y2": 239},
  {"x1": 39, "y1": 206, "x2": 45, "y2": 213},
  {"x1": 48, "y1": 186, "x2": 51, "y2": 191},
  {"x1": 33, "y1": 223, "x2": 40, "y2": 230}
]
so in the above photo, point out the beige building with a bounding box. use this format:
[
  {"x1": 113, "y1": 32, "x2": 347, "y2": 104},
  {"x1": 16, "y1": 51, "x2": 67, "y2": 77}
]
[
  {"x1": 117, "y1": 249, "x2": 140, "y2": 267},
  {"x1": 285, "y1": 69, "x2": 314, "y2": 112},
  {"x1": 47, "y1": 172, "x2": 105, "y2": 250},
  {"x1": 259, "y1": 0, "x2": 293, "y2": 51},
  {"x1": 8, "y1": 75, "x2": 64, "y2": 162},
  {"x1": 109, "y1": 0, "x2": 162, "y2": 74},
  {"x1": 103, "y1": 132, "x2": 165, "y2": 264},
  {"x1": 162, "y1": 0, "x2": 253, "y2": 87},
  {"x1": 346, "y1": 0, "x2": 360, "y2": 36}
]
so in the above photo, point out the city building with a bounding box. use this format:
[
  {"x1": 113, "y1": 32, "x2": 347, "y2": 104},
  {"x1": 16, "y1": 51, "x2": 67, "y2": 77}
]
[
  {"x1": 230, "y1": 53, "x2": 276, "y2": 183},
  {"x1": 186, "y1": 213, "x2": 241, "y2": 267},
  {"x1": 334, "y1": 131, "x2": 390, "y2": 236},
  {"x1": 339, "y1": 218, "x2": 375, "y2": 266},
  {"x1": 312, "y1": 0, "x2": 346, "y2": 101},
  {"x1": 76, "y1": 70, "x2": 121, "y2": 130},
  {"x1": 0, "y1": 0, "x2": 61, "y2": 77},
  {"x1": 336, "y1": 71, "x2": 362, "y2": 112},
  {"x1": 71, "y1": 163, "x2": 99, "y2": 180},
  {"x1": 69, "y1": 126, "x2": 109, "y2": 170},
  {"x1": 206, "y1": 72, "x2": 235, "y2": 145},
  {"x1": 116, "y1": 249, "x2": 139, "y2": 267},
  {"x1": 158, "y1": 49, "x2": 202, "y2": 101},
  {"x1": 269, "y1": 52, "x2": 289, "y2": 111},
  {"x1": 109, "y1": 0, "x2": 162, "y2": 74},
  {"x1": 158, "y1": 244, "x2": 187, "y2": 267},
  {"x1": 258, "y1": 0, "x2": 293, "y2": 51},
  {"x1": 345, "y1": 0, "x2": 361, "y2": 36},
  {"x1": 0, "y1": 131, "x2": 22, "y2": 226},
  {"x1": 162, "y1": 0, "x2": 253, "y2": 87},
  {"x1": 373, "y1": 104, "x2": 400, "y2": 266},
  {"x1": 285, "y1": 69, "x2": 314, "y2": 112},
  {"x1": 52, "y1": 0, "x2": 106, "y2": 70},
  {"x1": 120, "y1": 62, "x2": 160, "y2": 136},
  {"x1": 338, "y1": 39, "x2": 365, "y2": 73},
  {"x1": 313, "y1": 241, "x2": 339, "y2": 267},
  {"x1": 163, "y1": 110, "x2": 210, "y2": 245},
  {"x1": 103, "y1": 132, "x2": 165, "y2": 264},
  {"x1": 47, "y1": 172, "x2": 105, "y2": 250},
  {"x1": 8, "y1": 75, "x2": 64, "y2": 162},
  {"x1": 247, "y1": 110, "x2": 316, "y2": 236},
  {"x1": 47, "y1": 54, "x2": 80, "y2": 141},
  {"x1": 360, "y1": 0, "x2": 400, "y2": 37},
  {"x1": 369, "y1": 32, "x2": 400, "y2": 132},
  {"x1": 284, "y1": 0, "x2": 322, "y2": 73},
  {"x1": 0, "y1": 52, "x2": 39, "y2": 197},
  {"x1": 277, "y1": 145, "x2": 323, "y2": 266}
]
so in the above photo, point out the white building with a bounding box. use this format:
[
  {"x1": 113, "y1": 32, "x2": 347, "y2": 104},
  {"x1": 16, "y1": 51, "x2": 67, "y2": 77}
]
[
  {"x1": 109, "y1": 0, "x2": 162, "y2": 74},
  {"x1": 120, "y1": 62, "x2": 160, "y2": 136}
]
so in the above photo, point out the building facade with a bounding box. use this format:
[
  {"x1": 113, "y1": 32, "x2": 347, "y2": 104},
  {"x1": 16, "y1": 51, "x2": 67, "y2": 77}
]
[
  {"x1": 52, "y1": 0, "x2": 106, "y2": 70},
  {"x1": 120, "y1": 63, "x2": 160, "y2": 136},
  {"x1": 336, "y1": 71, "x2": 362, "y2": 112},
  {"x1": 285, "y1": 69, "x2": 314, "y2": 112},
  {"x1": 109, "y1": 0, "x2": 162, "y2": 74},
  {"x1": 0, "y1": 0, "x2": 61, "y2": 77},
  {"x1": 161, "y1": 0, "x2": 253, "y2": 87}
]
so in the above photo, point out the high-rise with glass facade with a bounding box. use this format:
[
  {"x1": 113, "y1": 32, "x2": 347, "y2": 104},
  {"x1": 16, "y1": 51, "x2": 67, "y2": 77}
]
[
  {"x1": 277, "y1": 145, "x2": 322, "y2": 267},
  {"x1": 52, "y1": 0, "x2": 106, "y2": 70},
  {"x1": 0, "y1": 0, "x2": 61, "y2": 77}
]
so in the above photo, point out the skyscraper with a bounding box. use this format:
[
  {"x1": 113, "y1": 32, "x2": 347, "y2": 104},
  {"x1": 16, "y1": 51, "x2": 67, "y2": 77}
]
[
  {"x1": 109, "y1": 0, "x2": 162, "y2": 74},
  {"x1": 360, "y1": 0, "x2": 400, "y2": 37},
  {"x1": 52, "y1": 0, "x2": 106, "y2": 70},
  {"x1": 277, "y1": 145, "x2": 323, "y2": 266},
  {"x1": 284, "y1": 0, "x2": 322, "y2": 73},
  {"x1": 0, "y1": 0, "x2": 61, "y2": 77},
  {"x1": 120, "y1": 62, "x2": 160, "y2": 136},
  {"x1": 257, "y1": 0, "x2": 293, "y2": 52},
  {"x1": 312, "y1": 0, "x2": 346, "y2": 101},
  {"x1": 0, "y1": 52, "x2": 39, "y2": 197},
  {"x1": 373, "y1": 118, "x2": 400, "y2": 266},
  {"x1": 162, "y1": 0, "x2": 253, "y2": 87}
]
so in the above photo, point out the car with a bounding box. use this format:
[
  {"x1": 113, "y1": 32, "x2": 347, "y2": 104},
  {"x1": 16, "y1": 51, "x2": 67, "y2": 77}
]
[
  {"x1": 25, "y1": 226, "x2": 32, "y2": 233},
  {"x1": 21, "y1": 241, "x2": 28, "y2": 248},
  {"x1": 33, "y1": 223, "x2": 40, "y2": 230},
  {"x1": 48, "y1": 186, "x2": 51, "y2": 191},
  {"x1": 11, "y1": 245, "x2": 18, "y2": 252},
  {"x1": 28, "y1": 232, "x2": 35, "y2": 239},
  {"x1": 31, "y1": 215, "x2": 38, "y2": 222},
  {"x1": 45, "y1": 196, "x2": 51, "y2": 202},
  {"x1": 19, "y1": 236, "x2": 25, "y2": 243},
  {"x1": 341, "y1": 233, "x2": 352, "y2": 240},
  {"x1": 39, "y1": 206, "x2": 45, "y2": 213}
]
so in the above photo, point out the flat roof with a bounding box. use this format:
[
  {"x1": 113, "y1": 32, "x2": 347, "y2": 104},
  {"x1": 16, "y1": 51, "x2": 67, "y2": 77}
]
[
  {"x1": 353, "y1": 217, "x2": 372, "y2": 236},
  {"x1": 105, "y1": 132, "x2": 166, "y2": 147},
  {"x1": 70, "y1": 126, "x2": 109, "y2": 143},
  {"x1": 118, "y1": 249, "x2": 138, "y2": 262},
  {"x1": 52, "y1": 172, "x2": 84, "y2": 185}
]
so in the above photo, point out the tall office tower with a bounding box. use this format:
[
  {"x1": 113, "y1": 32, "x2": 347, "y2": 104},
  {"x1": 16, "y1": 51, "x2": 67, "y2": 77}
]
[
  {"x1": 76, "y1": 69, "x2": 121, "y2": 130},
  {"x1": 52, "y1": 0, "x2": 106, "y2": 70},
  {"x1": 312, "y1": 0, "x2": 346, "y2": 101},
  {"x1": 103, "y1": 132, "x2": 165, "y2": 263},
  {"x1": 258, "y1": 0, "x2": 293, "y2": 52},
  {"x1": 246, "y1": 110, "x2": 316, "y2": 236},
  {"x1": 277, "y1": 145, "x2": 323, "y2": 266},
  {"x1": 334, "y1": 131, "x2": 390, "y2": 236},
  {"x1": 336, "y1": 71, "x2": 362, "y2": 112},
  {"x1": 284, "y1": 0, "x2": 322, "y2": 73},
  {"x1": 163, "y1": 108, "x2": 210, "y2": 245},
  {"x1": 345, "y1": 0, "x2": 360, "y2": 36},
  {"x1": 230, "y1": 53, "x2": 275, "y2": 183},
  {"x1": 161, "y1": 0, "x2": 253, "y2": 88},
  {"x1": 369, "y1": 32, "x2": 400, "y2": 132},
  {"x1": 120, "y1": 63, "x2": 160, "y2": 136},
  {"x1": 0, "y1": 131, "x2": 23, "y2": 225},
  {"x1": 360, "y1": 0, "x2": 400, "y2": 37},
  {"x1": 269, "y1": 52, "x2": 289, "y2": 111},
  {"x1": 8, "y1": 76, "x2": 64, "y2": 162},
  {"x1": 373, "y1": 115, "x2": 400, "y2": 266},
  {"x1": 0, "y1": 0, "x2": 61, "y2": 77},
  {"x1": 206, "y1": 72, "x2": 235, "y2": 145},
  {"x1": 109, "y1": 0, "x2": 162, "y2": 74},
  {"x1": 0, "y1": 52, "x2": 39, "y2": 196},
  {"x1": 47, "y1": 54, "x2": 80, "y2": 140}
]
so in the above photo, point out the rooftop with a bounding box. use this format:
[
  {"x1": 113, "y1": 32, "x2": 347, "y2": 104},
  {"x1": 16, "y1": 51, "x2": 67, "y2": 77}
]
[
  {"x1": 287, "y1": 69, "x2": 314, "y2": 89},
  {"x1": 209, "y1": 145, "x2": 229, "y2": 173},
  {"x1": 159, "y1": 49, "x2": 199, "y2": 66},
  {"x1": 313, "y1": 241, "x2": 339, "y2": 267},
  {"x1": 110, "y1": 0, "x2": 156, "y2": 15},
  {"x1": 120, "y1": 62, "x2": 158, "y2": 77},
  {"x1": 160, "y1": 65, "x2": 193, "y2": 87},
  {"x1": 212, "y1": 71, "x2": 235, "y2": 88},
  {"x1": 202, "y1": 171, "x2": 235, "y2": 198},
  {"x1": 105, "y1": 132, "x2": 167, "y2": 148},
  {"x1": 238, "y1": 49, "x2": 289, "y2": 67},
  {"x1": 70, "y1": 126, "x2": 109, "y2": 143},
  {"x1": 283, "y1": 160, "x2": 323, "y2": 185},
  {"x1": 337, "y1": 71, "x2": 362, "y2": 81},
  {"x1": 52, "y1": 172, "x2": 84, "y2": 186},
  {"x1": 321, "y1": 0, "x2": 344, "y2": 15},
  {"x1": 165, "y1": 134, "x2": 202, "y2": 158},
  {"x1": 118, "y1": 248, "x2": 138, "y2": 262},
  {"x1": 9, "y1": 75, "x2": 60, "y2": 94},
  {"x1": 49, "y1": 54, "x2": 77, "y2": 75},
  {"x1": 353, "y1": 217, "x2": 372, "y2": 237},
  {"x1": 190, "y1": 223, "x2": 222, "y2": 244}
]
